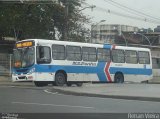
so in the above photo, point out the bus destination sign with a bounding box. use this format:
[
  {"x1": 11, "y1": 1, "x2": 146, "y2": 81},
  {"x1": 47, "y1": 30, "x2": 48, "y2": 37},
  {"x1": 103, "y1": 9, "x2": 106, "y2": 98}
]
[{"x1": 16, "y1": 41, "x2": 34, "y2": 48}]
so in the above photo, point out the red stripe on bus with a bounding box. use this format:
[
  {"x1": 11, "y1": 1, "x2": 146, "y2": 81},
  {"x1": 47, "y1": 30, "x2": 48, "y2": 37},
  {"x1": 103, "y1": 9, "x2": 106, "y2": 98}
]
[
  {"x1": 104, "y1": 44, "x2": 116, "y2": 82},
  {"x1": 112, "y1": 44, "x2": 116, "y2": 49},
  {"x1": 105, "y1": 62, "x2": 112, "y2": 82}
]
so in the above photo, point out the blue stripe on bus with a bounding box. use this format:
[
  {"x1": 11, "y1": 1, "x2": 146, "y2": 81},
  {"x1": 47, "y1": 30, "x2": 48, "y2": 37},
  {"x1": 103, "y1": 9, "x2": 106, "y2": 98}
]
[
  {"x1": 35, "y1": 65, "x2": 96, "y2": 73},
  {"x1": 109, "y1": 67, "x2": 152, "y2": 75},
  {"x1": 97, "y1": 62, "x2": 108, "y2": 81},
  {"x1": 35, "y1": 65, "x2": 152, "y2": 75},
  {"x1": 103, "y1": 44, "x2": 112, "y2": 49}
]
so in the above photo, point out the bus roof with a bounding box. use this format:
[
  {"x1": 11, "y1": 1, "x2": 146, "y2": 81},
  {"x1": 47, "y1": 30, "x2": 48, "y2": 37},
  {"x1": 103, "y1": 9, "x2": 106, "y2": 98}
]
[{"x1": 19, "y1": 39, "x2": 150, "y2": 51}]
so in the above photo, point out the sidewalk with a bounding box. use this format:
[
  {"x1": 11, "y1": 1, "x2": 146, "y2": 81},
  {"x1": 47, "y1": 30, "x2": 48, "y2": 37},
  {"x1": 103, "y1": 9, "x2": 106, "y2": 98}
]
[{"x1": 51, "y1": 83, "x2": 160, "y2": 102}]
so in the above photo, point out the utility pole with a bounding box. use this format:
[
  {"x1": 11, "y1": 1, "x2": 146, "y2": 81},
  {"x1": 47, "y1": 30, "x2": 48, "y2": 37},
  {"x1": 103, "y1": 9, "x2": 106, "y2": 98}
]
[{"x1": 64, "y1": 0, "x2": 68, "y2": 41}]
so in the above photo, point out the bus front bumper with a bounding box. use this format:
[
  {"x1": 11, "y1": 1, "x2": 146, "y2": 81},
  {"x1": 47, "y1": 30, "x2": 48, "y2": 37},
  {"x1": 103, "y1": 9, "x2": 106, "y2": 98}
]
[{"x1": 12, "y1": 74, "x2": 35, "y2": 82}]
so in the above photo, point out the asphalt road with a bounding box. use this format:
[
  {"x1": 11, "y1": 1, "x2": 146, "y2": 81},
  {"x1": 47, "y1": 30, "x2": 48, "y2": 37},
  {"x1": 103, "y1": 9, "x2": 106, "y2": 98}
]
[{"x1": 0, "y1": 85, "x2": 160, "y2": 114}]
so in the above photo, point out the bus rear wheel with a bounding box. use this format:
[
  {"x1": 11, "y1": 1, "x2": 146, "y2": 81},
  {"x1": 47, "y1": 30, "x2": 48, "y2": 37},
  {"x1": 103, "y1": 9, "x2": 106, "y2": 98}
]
[
  {"x1": 55, "y1": 72, "x2": 66, "y2": 86},
  {"x1": 114, "y1": 73, "x2": 124, "y2": 83}
]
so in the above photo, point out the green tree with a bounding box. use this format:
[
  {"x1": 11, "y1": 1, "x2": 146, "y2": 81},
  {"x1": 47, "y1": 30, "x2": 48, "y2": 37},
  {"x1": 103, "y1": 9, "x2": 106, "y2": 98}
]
[{"x1": 0, "y1": 0, "x2": 90, "y2": 42}]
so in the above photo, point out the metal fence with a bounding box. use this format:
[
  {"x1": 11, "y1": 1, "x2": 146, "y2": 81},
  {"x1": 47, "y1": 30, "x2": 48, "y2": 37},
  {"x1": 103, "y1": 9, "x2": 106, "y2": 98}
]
[{"x1": 0, "y1": 54, "x2": 12, "y2": 76}]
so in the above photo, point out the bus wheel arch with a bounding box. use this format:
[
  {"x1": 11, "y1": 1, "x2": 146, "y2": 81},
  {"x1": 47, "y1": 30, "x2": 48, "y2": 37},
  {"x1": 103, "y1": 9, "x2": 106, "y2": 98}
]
[
  {"x1": 54, "y1": 70, "x2": 67, "y2": 86},
  {"x1": 114, "y1": 72, "x2": 124, "y2": 83}
]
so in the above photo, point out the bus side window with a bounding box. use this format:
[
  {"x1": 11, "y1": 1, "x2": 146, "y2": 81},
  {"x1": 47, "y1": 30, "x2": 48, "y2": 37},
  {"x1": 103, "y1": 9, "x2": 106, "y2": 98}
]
[
  {"x1": 112, "y1": 49, "x2": 125, "y2": 63},
  {"x1": 125, "y1": 50, "x2": 138, "y2": 64},
  {"x1": 138, "y1": 51, "x2": 150, "y2": 64},
  {"x1": 37, "y1": 46, "x2": 51, "y2": 64},
  {"x1": 82, "y1": 47, "x2": 97, "y2": 62},
  {"x1": 97, "y1": 48, "x2": 110, "y2": 62}
]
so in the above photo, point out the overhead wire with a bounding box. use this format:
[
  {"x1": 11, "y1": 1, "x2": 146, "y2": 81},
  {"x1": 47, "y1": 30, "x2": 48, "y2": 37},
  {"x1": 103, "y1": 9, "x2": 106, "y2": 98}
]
[
  {"x1": 104, "y1": 0, "x2": 160, "y2": 22},
  {"x1": 103, "y1": 0, "x2": 149, "y2": 20},
  {"x1": 82, "y1": 1, "x2": 160, "y2": 24},
  {"x1": 95, "y1": 6, "x2": 160, "y2": 24}
]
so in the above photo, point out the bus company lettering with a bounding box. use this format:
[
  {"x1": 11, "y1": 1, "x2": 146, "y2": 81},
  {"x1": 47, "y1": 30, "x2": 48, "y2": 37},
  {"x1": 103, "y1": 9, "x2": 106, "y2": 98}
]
[{"x1": 72, "y1": 61, "x2": 97, "y2": 66}]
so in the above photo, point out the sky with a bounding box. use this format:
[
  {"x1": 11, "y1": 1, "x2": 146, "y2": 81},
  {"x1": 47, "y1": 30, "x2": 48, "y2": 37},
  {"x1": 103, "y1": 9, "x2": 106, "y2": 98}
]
[{"x1": 83, "y1": 0, "x2": 160, "y2": 29}]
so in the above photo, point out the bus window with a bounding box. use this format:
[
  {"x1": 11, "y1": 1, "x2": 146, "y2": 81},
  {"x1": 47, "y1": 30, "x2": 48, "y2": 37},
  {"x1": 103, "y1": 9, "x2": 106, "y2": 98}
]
[
  {"x1": 37, "y1": 46, "x2": 51, "y2": 64},
  {"x1": 67, "y1": 46, "x2": 81, "y2": 61},
  {"x1": 138, "y1": 51, "x2": 150, "y2": 64},
  {"x1": 112, "y1": 49, "x2": 125, "y2": 63},
  {"x1": 52, "y1": 45, "x2": 65, "y2": 60},
  {"x1": 82, "y1": 47, "x2": 97, "y2": 62},
  {"x1": 97, "y1": 48, "x2": 110, "y2": 62},
  {"x1": 125, "y1": 50, "x2": 138, "y2": 64}
]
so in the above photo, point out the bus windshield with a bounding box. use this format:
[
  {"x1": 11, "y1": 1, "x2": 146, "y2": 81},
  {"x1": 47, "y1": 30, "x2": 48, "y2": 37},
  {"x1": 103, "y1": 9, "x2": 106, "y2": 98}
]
[{"x1": 13, "y1": 47, "x2": 35, "y2": 68}]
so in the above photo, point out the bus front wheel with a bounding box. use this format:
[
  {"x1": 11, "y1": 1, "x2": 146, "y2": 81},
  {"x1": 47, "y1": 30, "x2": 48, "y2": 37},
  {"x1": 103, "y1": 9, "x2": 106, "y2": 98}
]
[
  {"x1": 55, "y1": 72, "x2": 66, "y2": 86},
  {"x1": 114, "y1": 73, "x2": 124, "y2": 83}
]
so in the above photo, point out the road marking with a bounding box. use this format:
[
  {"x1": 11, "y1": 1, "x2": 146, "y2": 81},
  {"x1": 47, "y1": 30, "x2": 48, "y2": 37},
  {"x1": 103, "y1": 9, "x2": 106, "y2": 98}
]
[
  {"x1": 44, "y1": 89, "x2": 66, "y2": 96},
  {"x1": 44, "y1": 89, "x2": 58, "y2": 94},
  {"x1": 12, "y1": 102, "x2": 95, "y2": 109}
]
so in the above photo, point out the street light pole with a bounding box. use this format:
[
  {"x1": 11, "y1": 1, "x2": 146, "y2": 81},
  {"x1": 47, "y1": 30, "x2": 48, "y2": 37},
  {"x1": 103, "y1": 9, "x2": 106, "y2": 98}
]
[
  {"x1": 134, "y1": 32, "x2": 151, "y2": 46},
  {"x1": 91, "y1": 20, "x2": 106, "y2": 43}
]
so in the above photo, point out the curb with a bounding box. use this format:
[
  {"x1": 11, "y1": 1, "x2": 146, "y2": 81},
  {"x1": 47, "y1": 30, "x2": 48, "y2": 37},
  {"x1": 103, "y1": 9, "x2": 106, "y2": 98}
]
[
  {"x1": 0, "y1": 82, "x2": 35, "y2": 87},
  {"x1": 51, "y1": 88, "x2": 160, "y2": 102}
]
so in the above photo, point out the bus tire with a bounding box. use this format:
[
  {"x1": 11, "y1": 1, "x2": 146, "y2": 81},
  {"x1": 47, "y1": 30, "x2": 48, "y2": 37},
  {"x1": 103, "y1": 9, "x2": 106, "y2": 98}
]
[
  {"x1": 76, "y1": 82, "x2": 83, "y2": 87},
  {"x1": 34, "y1": 81, "x2": 48, "y2": 87},
  {"x1": 55, "y1": 72, "x2": 66, "y2": 86},
  {"x1": 114, "y1": 73, "x2": 124, "y2": 83}
]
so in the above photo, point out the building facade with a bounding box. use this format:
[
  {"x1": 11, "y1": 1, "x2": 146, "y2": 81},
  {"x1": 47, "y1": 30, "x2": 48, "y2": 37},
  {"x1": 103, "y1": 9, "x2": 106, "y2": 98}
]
[{"x1": 91, "y1": 24, "x2": 139, "y2": 44}]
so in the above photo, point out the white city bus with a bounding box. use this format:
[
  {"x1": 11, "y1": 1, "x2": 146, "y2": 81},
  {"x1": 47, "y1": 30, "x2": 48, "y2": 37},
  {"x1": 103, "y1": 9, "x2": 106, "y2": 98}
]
[{"x1": 12, "y1": 39, "x2": 152, "y2": 86}]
